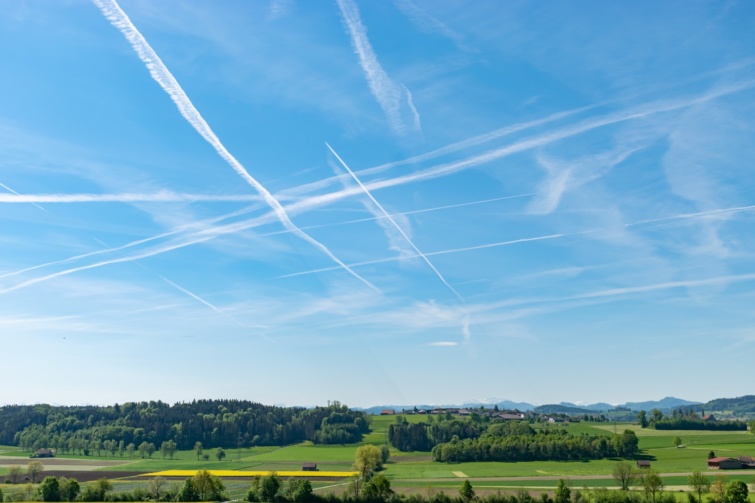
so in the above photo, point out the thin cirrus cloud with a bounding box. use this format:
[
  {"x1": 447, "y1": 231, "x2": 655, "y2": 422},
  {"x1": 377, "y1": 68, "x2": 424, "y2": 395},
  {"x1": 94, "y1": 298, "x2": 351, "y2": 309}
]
[{"x1": 92, "y1": 0, "x2": 377, "y2": 292}]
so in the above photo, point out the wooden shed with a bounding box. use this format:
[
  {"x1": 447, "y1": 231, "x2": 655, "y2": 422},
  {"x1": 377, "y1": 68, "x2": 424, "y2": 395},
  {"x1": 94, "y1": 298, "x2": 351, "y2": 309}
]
[{"x1": 707, "y1": 457, "x2": 743, "y2": 470}]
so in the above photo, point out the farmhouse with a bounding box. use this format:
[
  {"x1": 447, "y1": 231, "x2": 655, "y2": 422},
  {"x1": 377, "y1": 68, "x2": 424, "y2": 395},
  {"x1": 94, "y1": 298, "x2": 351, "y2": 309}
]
[
  {"x1": 738, "y1": 456, "x2": 755, "y2": 469},
  {"x1": 31, "y1": 449, "x2": 54, "y2": 458},
  {"x1": 707, "y1": 457, "x2": 743, "y2": 470},
  {"x1": 702, "y1": 414, "x2": 716, "y2": 421},
  {"x1": 302, "y1": 463, "x2": 317, "y2": 471},
  {"x1": 498, "y1": 413, "x2": 525, "y2": 420},
  {"x1": 380, "y1": 409, "x2": 395, "y2": 415},
  {"x1": 636, "y1": 460, "x2": 651, "y2": 469}
]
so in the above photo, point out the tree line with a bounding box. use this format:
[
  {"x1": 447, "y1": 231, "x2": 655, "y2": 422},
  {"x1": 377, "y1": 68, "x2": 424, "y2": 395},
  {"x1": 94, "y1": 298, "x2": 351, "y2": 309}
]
[
  {"x1": 1, "y1": 400, "x2": 369, "y2": 452},
  {"x1": 431, "y1": 427, "x2": 639, "y2": 463},
  {"x1": 388, "y1": 416, "x2": 639, "y2": 463},
  {"x1": 636, "y1": 409, "x2": 747, "y2": 431}
]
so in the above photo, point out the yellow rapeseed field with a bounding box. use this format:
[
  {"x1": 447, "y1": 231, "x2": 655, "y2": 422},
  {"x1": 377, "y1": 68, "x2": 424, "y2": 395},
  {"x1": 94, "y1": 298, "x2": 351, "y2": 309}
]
[{"x1": 144, "y1": 470, "x2": 358, "y2": 478}]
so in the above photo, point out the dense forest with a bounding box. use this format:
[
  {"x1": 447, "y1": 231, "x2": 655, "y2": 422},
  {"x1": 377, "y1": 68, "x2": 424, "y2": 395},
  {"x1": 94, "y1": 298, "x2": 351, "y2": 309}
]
[
  {"x1": 388, "y1": 416, "x2": 639, "y2": 463},
  {"x1": 432, "y1": 426, "x2": 638, "y2": 463},
  {"x1": 704, "y1": 395, "x2": 755, "y2": 414},
  {"x1": 638, "y1": 407, "x2": 748, "y2": 431},
  {"x1": 0, "y1": 400, "x2": 369, "y2": 452},
  {"x1": 652, "y1": 418, "x2": 747, "y2": 430}
]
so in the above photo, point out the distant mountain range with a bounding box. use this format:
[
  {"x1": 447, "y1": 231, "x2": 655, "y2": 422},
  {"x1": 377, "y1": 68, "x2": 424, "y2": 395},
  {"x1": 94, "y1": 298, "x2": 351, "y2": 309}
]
[{"x1": 355, "y1": 396, "x2": 704, "y2": 415}]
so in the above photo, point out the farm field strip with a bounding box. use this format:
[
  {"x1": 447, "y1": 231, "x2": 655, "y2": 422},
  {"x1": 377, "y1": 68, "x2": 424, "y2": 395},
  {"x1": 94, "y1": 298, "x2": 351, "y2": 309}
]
[{"x1": 144, "y1": 469, "x2": 359, "y2": 478}]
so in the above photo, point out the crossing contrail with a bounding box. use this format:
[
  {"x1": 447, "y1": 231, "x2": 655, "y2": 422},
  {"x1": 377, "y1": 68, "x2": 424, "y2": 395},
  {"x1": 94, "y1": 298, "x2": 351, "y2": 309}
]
[
  {"x1": 327, "y1": 142, "x2": 462, "y2": 301},
  {"x1": 92, "y1": 0, "x2": 377, "y2": 292},
  {"x1": 0, "y1": 181, "x2": 47, "y2": 212}
]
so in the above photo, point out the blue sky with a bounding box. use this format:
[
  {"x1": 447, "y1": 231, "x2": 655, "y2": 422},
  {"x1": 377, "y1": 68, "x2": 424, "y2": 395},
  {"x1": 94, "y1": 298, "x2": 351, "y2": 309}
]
[{"x1": 1, "y1": 0, "x2": 754, "y2": 408}]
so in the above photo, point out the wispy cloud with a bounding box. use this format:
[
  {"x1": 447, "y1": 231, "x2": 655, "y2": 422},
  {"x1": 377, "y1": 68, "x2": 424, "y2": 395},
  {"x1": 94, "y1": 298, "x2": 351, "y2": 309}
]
[
  {"x1": 393, "y1": 0, "x2": 470, "y2": 52},
  {"x1": 336, "y1": 0, "x2": 421, "y2": 135},
  {"x1": 529, "y1": 145, "x2": 643, "y2": 214},
  {"x1": 427, "y1": 341, "x2": 458, "y2": 347},
  {"x1": 92, "y1": 0, "x2": 377, "y2": 292},
  {"x1": 267, "y1": 0, "x2": 293, "y2": 21}
]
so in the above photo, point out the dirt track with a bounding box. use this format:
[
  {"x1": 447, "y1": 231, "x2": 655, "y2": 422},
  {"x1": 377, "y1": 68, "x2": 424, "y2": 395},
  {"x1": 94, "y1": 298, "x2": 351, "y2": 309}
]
[{"x1": 0, "y1": 456, "x2": 130, "y2": 467}]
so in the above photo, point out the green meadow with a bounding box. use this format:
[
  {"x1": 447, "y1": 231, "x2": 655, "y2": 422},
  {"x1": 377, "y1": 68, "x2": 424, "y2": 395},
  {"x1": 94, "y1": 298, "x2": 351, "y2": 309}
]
[{"x1": 1, "y1": 416, "x2": 754, "y2": 499}]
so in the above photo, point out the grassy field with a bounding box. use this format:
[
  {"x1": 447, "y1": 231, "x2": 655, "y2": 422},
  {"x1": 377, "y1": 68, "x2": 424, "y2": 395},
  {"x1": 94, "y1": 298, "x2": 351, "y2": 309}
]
[{"x1": 1, "y1": 417, "x2": 753, "y2": 500}]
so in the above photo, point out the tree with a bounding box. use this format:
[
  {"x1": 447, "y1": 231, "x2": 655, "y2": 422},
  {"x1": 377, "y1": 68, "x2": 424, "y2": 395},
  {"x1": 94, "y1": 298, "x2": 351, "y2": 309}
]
[
  {"x1": 126, "y1": 443, "x2": 135, "y2": 458},
  {"x1": 27, "y1": 460, "x2": 44, "y2": 483},
  {"x1": 290, "y1": 479, "x2": 313, "y2": 503},
  {"x1": 637, "y1": 411, "x2": 648, "y2": 428},
  {"x1": 59, "y1": 477, "x2": 81, "y2": 502},
  {"x1": 612, "y1": 461, "x2": 637, "y2": 490},
  {"x1": 554, "y1": 479, "x2": 570, "y2": 503},
  {"x1": 673, "y1": 436, "x2": 683, "y2": 448},
  {"x1": 459, "y1": 480, "x2": 475, "y2": 502},
  {"x1": 118, "y1": 440, "x2": 125, "y2": 457},
  {"x1": 161, "y1": 440, "x2": 177, "y2": 459},
  {"x1": 640, "y1": 468, "x2": 664, "y2": 503},
  {"x1": 650, "y1": 409, "x2": 664, "y2": 423},
  {"x1": 216, "y1": 446, "x2": 226, "y2": 461},
  {"x1": 149, "y1": 476, "x2": 166, "y2": 500},
  {"x1": 146, "y1": 442, "x2": 156, "y2": 458},
  {"x1": 727, "y1": 480, "x2": 749, "y2": 503},
  {"x1": 138, "y1": 441, "x2": 149, "y2": 458},
  {"x1": 355, "y1": 444, "x2": 383, "y2": 480},
  {"x1": 194, "y1": 441, "x2": 203, "y2": 461},
  {"x1": 381, "y1": 444, "x2": 390, "y2": 465},
  {"x1": 39, "y1": 476, "x2": 61, "y2": 502},
  {"x1": 688, "y1": 470, "x2": 711, "y2": 503},
  {"x1": 81, "y1": 478, "x2": 112, "y2": 502},
  {"x1": 8, "y1": 465, "x2": 22, "y2": 484},
  {"x1": 363, "y1": 474, "x2": 393, "y2": 500},
  {"x1": 193, "y1": 469, "x2": 224, "y2": 501},
  {"x1": 709, "y1": 451, "x2": 716, "y2": 459},
  {"x1": 260, "y1": 472, "x2": 281, "y2": 502},
  {"x1": 711, "y1": 475, "x2": 728, "y2": 503},
  {"x1": 178, "y1": 478, "x2": 199, "y2": 502}
]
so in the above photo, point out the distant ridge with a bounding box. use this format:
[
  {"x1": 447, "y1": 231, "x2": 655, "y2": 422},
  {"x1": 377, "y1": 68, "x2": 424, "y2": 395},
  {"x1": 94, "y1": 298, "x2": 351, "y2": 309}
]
[
  {"x1": 535, "y1": 404, "x2": 598, "y2": 414},
  {"x1": 356, "y1": 396, "x2": 709, "y2": 415},
  {"x1": 622, "y1": 396, "x2": 702, "y2": 411},
  {"x1": 704, "y1": 395, "x2": 755, "y2": 413},
  {"x1": 355, "y1": 400, "x2": 535, "y2": 415}
]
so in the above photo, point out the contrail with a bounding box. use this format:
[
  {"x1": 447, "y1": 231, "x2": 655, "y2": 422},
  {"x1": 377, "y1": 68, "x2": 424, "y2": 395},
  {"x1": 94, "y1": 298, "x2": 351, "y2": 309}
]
[
  {"x1": 0, "y1": 181, "x2": 47, "y2": 212},
  {"x1": 4, "y1": 79, "x2": 750, "y2": 292},
  {"x1": 279, "y1": 104, "x2": 593, "y2": 198},
  {"x1": 278, "y1": 81, "x2": 755, "y2": 216},
  {"x1": 0, "y1": 202, "x2": 266, "y2": 281},
  {"x1": 627, "y1": 204, "x2": 755, "y2": 227},
  {"x1": 92, "y1": 0, "x2": 377, "y2": 292},
  {"x1": 0, "y1": 191, "x2": 530, "y2": 287},
  {"x1": 327, "y1": 142, "x2": 462, "y2": 300},
  {"x1": 280, "y1": 233, "x2": 566, "y2": 278},
  {"x1": 0, "y1": 192, "x2": 267, "y2": 203},
  {"x1": 336, "y1": 0, "x2": 419, "y2": 135},
  {"x1": 158, "y1": 275, "x2": 270, "y2": 336}
]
